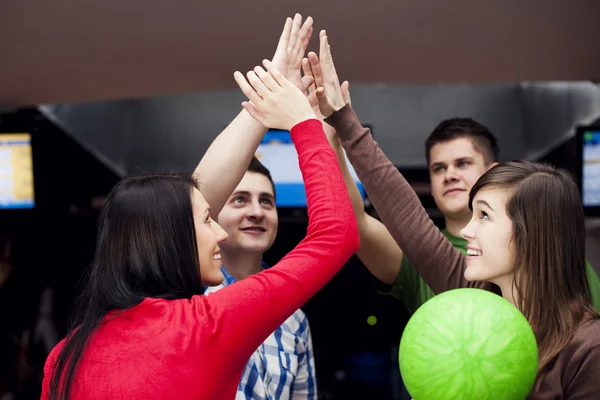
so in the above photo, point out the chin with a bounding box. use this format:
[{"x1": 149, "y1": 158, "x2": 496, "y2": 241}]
[
  {"x1": 443, "y1": 206, "x2": 470, "y2": 218},
  {"x1": 240, "y1": 242, "x2": 272, "y2": 253},
  {"x1": 201, "y1": 270, "x2": 225, "y2": 287},
  {"x1": 464, "y1": 264, "x2": 491, "y2": 282}
]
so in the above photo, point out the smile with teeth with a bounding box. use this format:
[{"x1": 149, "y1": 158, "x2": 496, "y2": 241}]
[
  {"x1": 467, "y1": 249, "x2": 482, "y2": 256},
  {"x1": 212, "y1": 252, "x2": 221, "y2": 260}
]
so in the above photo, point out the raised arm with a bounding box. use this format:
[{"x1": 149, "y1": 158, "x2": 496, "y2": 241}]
[
  {"x1": 196, "y1": 63, "x2": 359, "y2": 363},
  {"x1": 326, "y1": 105, "x2": 468, "y2": 294},
  {"x1": 301, "y1": 31, "x2": 403, "y2": 284},
  {"x1": 194, "y1": 14, "x2": 313, "y2": 218},
  {"x1": 307, "y1": 33, "x2": 467, "y2": 294}
]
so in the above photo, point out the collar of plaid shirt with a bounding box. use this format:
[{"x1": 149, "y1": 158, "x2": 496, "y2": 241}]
[{"x1": 203, "y1": 263, "x2": 317, "y2": 399}]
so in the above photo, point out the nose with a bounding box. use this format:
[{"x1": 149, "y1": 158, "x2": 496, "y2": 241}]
[
  {"x1": 444, "y1": 166, "x2": 460, "y2": 183},
  {"x1": 460, "y1": 219, "x2": 476, "y2": 240},
  {"x1": 213, "y1": 221, "x2": 229, "y2": 243},
  {"x1": 246, "y1": 200, "x2": 265, "y2": 221}
]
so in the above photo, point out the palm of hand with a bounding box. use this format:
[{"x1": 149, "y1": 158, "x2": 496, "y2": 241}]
[{"x1": 272, "y1": 54, "x2": 302, "y2": 90}]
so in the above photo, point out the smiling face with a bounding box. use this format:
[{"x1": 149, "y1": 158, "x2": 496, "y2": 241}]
[
  {"x1": 429, "y1": 138, "x2": 495, "y2": 221},
  {"x1": 460, "y1": 186, "x2": 516, "y2": 287},
  {"x1": 217, "y1": 171, "x2": 278, "y2": 256},
  {"x1": 191, "y1": 188, "x2": 229, "y2": 286}
]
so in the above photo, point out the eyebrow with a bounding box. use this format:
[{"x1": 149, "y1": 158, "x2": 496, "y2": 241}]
[
  {"x1": 231, "y1": 190, "x2": 275, "y2": 199},
  {"x1": 476, "y1": 199, "x2": 494, "y2": 211}
]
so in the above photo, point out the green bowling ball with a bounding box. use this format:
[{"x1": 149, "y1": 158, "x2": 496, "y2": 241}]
[{"x1": 399, "y1": 288, "x2": 538, "y2": 400}]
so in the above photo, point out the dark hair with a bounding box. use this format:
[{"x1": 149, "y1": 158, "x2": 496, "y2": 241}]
[
  {"x1": 49, "y1": 173, "x2": 203, "y2": 400},
  {"x1": 469, "y1": 161, "x2": 598, "y2": 381},
  {"x1": 425, "y1": 118, "x2": 499, "y2": 165},
  {"x1": 248, "y1": 156, "x2": 276, "y2": 199}
]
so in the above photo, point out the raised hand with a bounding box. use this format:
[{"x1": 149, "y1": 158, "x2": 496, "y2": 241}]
[
  {"x1": 271, "y1": 14, "x2": 314, "y2": 91},
  {"x1": 302, "y1": 57, "x2": 351, "y2": 120},
  {"x1": 306, "y1": 30, "x2": 350, "y2": 118},
  {"x1": 234, "y1": 60, "x2": 316, "y2": 131}
]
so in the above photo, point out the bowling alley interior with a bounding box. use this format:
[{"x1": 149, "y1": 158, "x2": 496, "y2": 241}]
[{"x1": 2, "y1": 2, "x2": 600, "y2": 399}]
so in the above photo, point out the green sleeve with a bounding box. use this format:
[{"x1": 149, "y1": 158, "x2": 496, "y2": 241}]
[
  {"x1": 374, "y1": 255, "x2": 436, "y2": 315},
  {"x1": 585, "y1": 260, "x2": 600, "y2": 312}
]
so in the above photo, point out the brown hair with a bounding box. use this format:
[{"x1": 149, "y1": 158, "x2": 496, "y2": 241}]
[
  {"x1": 425, "y1": 117, "x2": 499, "y2": 165},
  {"x1": 469, "y1": 161, "x2": 598, "y2": 380},
  {"x1": 248, "y1": 156, "x2": 276, "y2": 199}
]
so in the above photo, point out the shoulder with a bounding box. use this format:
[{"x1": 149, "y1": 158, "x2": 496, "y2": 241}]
[
  {"x1": 281, "y1": 308, "x2": 310, "y2": 335},
  {"x1": 572, "y1": 316, "x2": 600, "y2": 348},
  {"x1": 557, "y1": 316, "x2": 600, "y2": 395},
  {"x1": 561, "y1": 316, "x2": 600, "y2": 364},
  {"x1": 44, "y1": 337, "x2": 65, "y2": 372}
]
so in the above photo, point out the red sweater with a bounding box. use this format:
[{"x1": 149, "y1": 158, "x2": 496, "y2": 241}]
[{"x1": 41, "y1": 119, "x2": 359, "y2": 400}]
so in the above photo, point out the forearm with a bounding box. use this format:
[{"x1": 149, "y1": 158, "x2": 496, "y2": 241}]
[
  {"x1": 355, "y1": 218, "x2": 403, "y2": 284},
  {"x1": 194, "y1": 109, "x2": 267, "y2": 218},
  {"x1": 324, "y1": 123, "x2": 402, "y2": 285},
  {"x1": 324, "y1": 124, "x2": 366, "y2": 224},
  {"x1": 202, "y1": 119, "x2": 359, "y2": 364},
  {"x1": 325, "y1": 105, "x2": 466, "y2": 294}
]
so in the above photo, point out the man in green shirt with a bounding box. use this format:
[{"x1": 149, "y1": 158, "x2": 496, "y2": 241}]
[{"x1": 326, "y1": 115, "x2": 600, "y2": 314}]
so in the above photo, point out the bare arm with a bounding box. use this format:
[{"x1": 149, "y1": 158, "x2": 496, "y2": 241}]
[
  {"x1": 302, "y1": 32, "x2": 403, "y2": 285},
  {"x1": 308, "y1": 31, "x2": 473, "y2": 294},
  {"x1": 325, "y1": 125, "x2": 403, "y2": 284},
  {"x1": 198, "y1": 63, "x2": 358, "y2": 366},
  {"x1": 194, "y1": 110, "x2": 266, "y2": 218},
  {"x1": 194, "y1": 14, "x2": 313, "y2": 218}
]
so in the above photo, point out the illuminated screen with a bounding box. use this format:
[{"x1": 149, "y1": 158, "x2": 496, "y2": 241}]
[
  {"x1": 255, "y1": 129, "x2": 366, "y2": 207},
  {"x1": 582, "y1": 130, "x2": 600, "y2": 207},
  {"x1": 0, "y1": 133, "x2": 35, "y2": 209}
]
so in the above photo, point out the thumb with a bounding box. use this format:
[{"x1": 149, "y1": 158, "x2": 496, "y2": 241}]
[
  {"x1": 316, "y1": 87, "x2": 335, "y2": 117},
  {"x1": 301, "y1": 75, "x2": 315, "y2": 92},
  {"x1": 341, "y1": 81, "x2": 351, "y2": 104},
  {"x1": 316, "y1": 87, "x2": 329, "y2": 105}
]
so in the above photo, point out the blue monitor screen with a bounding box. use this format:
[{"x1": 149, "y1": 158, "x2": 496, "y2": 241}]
[
  {"x1": 582, "y1": 130, "x2": 600, "y2": 207},
  {"x1": 0, "y1": 133, "x2": 35, "y2": 209},
  {"x1": 256, "y1": 129, "x2": 366, "y2": 207}
]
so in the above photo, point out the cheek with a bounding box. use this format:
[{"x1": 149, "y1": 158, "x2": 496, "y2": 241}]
[
  {"x1": 463, "y1": 171, "x2": 482, "y2": 187},
  {"x1": 197, "y1": 225, "x2": 214, "y2": 246},
  {"x1": 267, "y1": 212, "x2": 278, "y2": 228},
  {"x1": 463, "y1": 167, "x2": 489, "y2": 187},
  {"x1": 430, "y1": 176, "x2": 444, "y2": 195},
  {"x1": 216, "y1": 212, "x2": 242, "y2": 232},
  {"x1": 487, "y1": 230, "x2": 514, "y2": 268}
]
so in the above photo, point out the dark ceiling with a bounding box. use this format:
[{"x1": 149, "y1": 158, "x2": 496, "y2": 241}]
[{"x1": 1, "y1": 0, "x2": 599, "y2": 106}]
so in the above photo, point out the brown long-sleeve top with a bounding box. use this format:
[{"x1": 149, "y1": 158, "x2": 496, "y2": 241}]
[{"x1": 326, "y1": 104, "x2": 600, "y2": 399}]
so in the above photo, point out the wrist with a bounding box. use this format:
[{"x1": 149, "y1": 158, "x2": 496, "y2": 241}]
[{"x1": 290, "y1": 112, "x2": 317, "y2": 130}]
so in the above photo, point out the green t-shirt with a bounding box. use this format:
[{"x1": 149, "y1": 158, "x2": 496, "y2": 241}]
[{"x1": 380, "y1": 229, "x2": 600, "y2": 315}]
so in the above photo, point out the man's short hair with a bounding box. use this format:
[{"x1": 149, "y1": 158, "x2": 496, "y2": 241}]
[
  {"x1": 424, "y1": 118, "x2": 500, "y2": 165},
  {"x1": 248, "y1": 156, "x2": 276, "y2": 199}
]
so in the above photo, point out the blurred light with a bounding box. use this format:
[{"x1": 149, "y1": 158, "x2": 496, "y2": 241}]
[{"x1": 367, "y1": 315, "x2": 377, "y2": 326}]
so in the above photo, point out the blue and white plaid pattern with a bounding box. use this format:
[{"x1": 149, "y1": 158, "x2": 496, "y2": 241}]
[{"x1": 204, "y1": 264, "x2": 317, "y2": 399}]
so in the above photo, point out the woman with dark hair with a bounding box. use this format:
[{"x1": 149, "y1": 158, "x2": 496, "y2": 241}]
[
  {"x1": 41, "y1": 39, "x2": 359, "y2": 400},
  {"x1": 308, "y1": 33, "x2": 600, "y2": 398}
]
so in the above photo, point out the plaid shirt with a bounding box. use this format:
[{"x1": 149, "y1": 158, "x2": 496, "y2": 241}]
[{"x1": 204, "y1": 264, "x2": 317, "y2": 399}]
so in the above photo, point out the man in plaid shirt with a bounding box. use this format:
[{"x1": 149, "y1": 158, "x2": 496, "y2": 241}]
[{"x1": 204, "y1": 157, "x2": 317, "y2": 400}]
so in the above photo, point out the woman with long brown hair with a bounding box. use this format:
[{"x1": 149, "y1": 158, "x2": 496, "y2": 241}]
[{"x1": 307, "y1": 32, "x2": 600, "y2": 398}]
